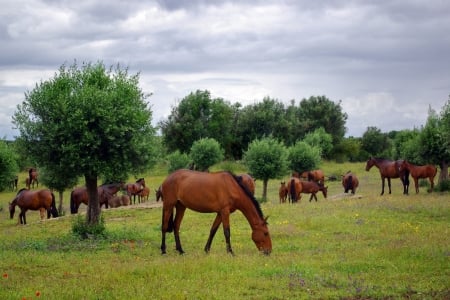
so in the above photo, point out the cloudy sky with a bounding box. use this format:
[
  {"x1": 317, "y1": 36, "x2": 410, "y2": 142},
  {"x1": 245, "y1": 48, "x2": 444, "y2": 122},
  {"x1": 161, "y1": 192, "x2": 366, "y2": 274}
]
[{"x1": 1, "y1": 0, "x2": 449, "y2": 139}]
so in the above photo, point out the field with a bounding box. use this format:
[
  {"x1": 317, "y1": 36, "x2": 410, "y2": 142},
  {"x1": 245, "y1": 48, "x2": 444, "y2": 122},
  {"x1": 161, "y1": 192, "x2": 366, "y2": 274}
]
[{"x1": 0, "y1": 162, "x2": 449, "y2": 299}]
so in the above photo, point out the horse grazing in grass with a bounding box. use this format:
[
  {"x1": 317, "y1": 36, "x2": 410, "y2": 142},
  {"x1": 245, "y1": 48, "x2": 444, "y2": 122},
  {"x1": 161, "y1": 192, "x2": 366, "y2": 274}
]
[
  {"x1": 125, "y1": 178, "x2": 146, "y2": 204},
  {"x1": 26, "y1": 168, "x2": 39, "y2": 189},
  {"x1": 108, "y1": 194, "x2": 130, "y2": 208},
  {"x1": 279, "y1": 181, "x2": 288, "y2": 203},
  {"x1": 155, "y1": 186, "x2": 163, "y2": 202},
  {"x1": 399, "y1": 161, "x2": 437, "y2": 193},
  {"x1": 300, "y1": 181, "x2": 328, "y2": 202},
  {"x1": 365, "y1": 157, "x2": 409, "y2": 195},
  {"x1": 9, "y1": 188, "x2": 58, "y2": 224},
  {"x1": 300, "y1": 169, "x2": 325, "y2": 184},
  {"x1": 160, "y1": 170, "x2": 272, "y2": 255},
  {"x1": 287, "y1": 177, "x2": 302, "y2": 203},
  {"x1": 70, "y1": 182, "x2": 123, "y2": 214},
  {"x1": 342, "y1": 171, "x2": 359, "y2": 194}
]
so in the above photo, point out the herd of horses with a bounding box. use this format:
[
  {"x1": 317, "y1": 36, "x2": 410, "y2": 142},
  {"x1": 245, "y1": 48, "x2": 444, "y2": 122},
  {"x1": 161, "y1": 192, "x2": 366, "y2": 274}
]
[{"x1": 7, "y1": 158, "x2": 438, "y2": 255}]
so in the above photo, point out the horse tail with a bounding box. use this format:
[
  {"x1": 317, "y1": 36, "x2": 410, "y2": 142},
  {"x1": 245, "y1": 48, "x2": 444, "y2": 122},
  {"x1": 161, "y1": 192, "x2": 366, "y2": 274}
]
[
  {"x1": 290, "y1": 178, "x2": 296, "y2": 202},
  {"x1": 70, "y1": 190, "x2": 77, "y2": 214},
  {"x1": 345, "y1": 175, "x2": 352, "y2": 193},
  {"x1": 50, "y1": 192, "x2": 59, "y2": 218}
]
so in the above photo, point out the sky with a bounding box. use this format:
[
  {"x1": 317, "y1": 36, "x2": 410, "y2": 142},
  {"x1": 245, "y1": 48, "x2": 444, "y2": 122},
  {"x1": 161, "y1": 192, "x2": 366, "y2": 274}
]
[{"x1": 1, "y1": 0, "x2": 449, "y2": 140}]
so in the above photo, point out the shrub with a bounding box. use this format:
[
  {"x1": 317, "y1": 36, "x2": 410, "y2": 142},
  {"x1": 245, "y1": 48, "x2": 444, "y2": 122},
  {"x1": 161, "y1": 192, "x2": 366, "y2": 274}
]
[
  {"x1": 167, "y1": 150, "x2": 190, "y2": 173},
  {"x1": 436, "y1": 179, "x2": 450, "y2": 192},
  {"x1": 72, "y1": 215, "x2": 106, "y2": 239}
]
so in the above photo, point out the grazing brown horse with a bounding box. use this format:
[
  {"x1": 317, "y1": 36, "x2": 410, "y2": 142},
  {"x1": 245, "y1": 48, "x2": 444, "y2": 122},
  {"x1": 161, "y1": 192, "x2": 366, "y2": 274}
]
[
  {"x1": 365, "y1": 157, "x2": 409, "y2": 195},
  {"x1": 26, "y1": 168, "x2": 39, "y2": 189},
  {"x1": 70, "y1": 182, "x2": 123, "y2": 214},
  {"x1": 279, "y1": 182, "x2": 288, "y2": 203},
  {"x1": 300, "y1": 169, "x2": 325, "y2": 184},
  {"x1": 287, "y1": 177, "x2": 302, "y2": 203},
  {"x1": 399, "y1": 161, "x2": 437, "y2": 193},
  {"x1": 160, "y1": 170, "x2": 272, "y2": 255},
  {"x1": 342, "y1": 171, "x2": 359, "y2": 194},
  {"x1": 108, "y1": 194, "x2": 130, "y2": 208},
  {"x1": 9, "y1": 188, "x2": 58, "y2": 224},
  {"x1": 155, "y1": 186, "x2": 163, "y2": 202},
  {"x1": 125, "y1": 178, "x2": 146, "y2": 204},
  {"x1": 300, "y1": 181, "x2": 328, "y2": 202}
]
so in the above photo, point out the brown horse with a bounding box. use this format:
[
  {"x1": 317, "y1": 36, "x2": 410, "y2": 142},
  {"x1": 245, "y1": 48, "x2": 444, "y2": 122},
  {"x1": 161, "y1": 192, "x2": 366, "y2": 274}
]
[
  {"x1": 70, "y1": 182, "x2": 123, "y2": 214},
  {"x1": 108, "y1": 194, "x2": 130, "y2": 208},
  {"x1": 300, "y1": 181, "x2": 328, "y2": 202},
  {"x1": 9, "y1": 188, "x2": 58, "y2": 224},
  {"x1": 10, "y1": 175, "x2": 18, "y2": 191},
  {"x1": 160, "y1": 170, "x2": 272, "y2": 255},
  {"x1": 26, "y1": 168, "x2": 39, "y2": 189},
  {"x1": 399, "y1": 161, "x2": 437, "y2": 193},
  {"x1": 365, "y1": 157, "x2": 409, "y2": 195},
  {"x1": 238, "y1": 173, "x2": 256, "y2": 195},
  {"x1": 342, "y1": 171, "x2": 359, "y2": 194},
  {"x1": 300, "y1": 169, "x2": 325, "y2": 184},
  {"x1": 137, "y1": 186, "x2": 150, "y2": 202},
  {"x1": 287, "y1": 177, "x2": 302, "y2": 203},
  {"x1": 125, "y1": 178, "x2": 146, "y2": 204},
  {"x1": 279, "y1": 182, "x2": 288, "y2": 203},
  {"x1": 155, "y1": 186, "x2": 163, "y2": 202}
]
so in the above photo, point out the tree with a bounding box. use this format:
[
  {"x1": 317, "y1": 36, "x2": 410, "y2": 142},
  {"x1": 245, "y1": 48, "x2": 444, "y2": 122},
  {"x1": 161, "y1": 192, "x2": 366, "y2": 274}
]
[
  {"x1": 0, "y1": 140, "x2": 18, "y2": 191},
  {"x1": 243, "y1": 137, "x2": 289, "y2": 201},
  {"x1": 361, "y1": 126, "x2": 391, "y2": 157},
  {"x1": 167, "y1": 150, "x2": 191, "y2": 173},
  {"x1": 303, "y1": 127, "x2": 333, "y2": 159},
  {"x1": 288, "y1": 141, "x2": 321, "y2": 173},
  {"x1": 190, "y1": 138, "x2": 224, "y2": 171},
  {"x1": 13, "y1": 61, "x2": 156, "y2": 227}
]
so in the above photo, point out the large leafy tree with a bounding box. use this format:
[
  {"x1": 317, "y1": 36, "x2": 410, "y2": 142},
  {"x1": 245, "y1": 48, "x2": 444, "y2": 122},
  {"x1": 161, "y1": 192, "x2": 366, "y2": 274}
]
[
  {"x1": 361, "y1": 126, "x2": 391, "y2": 157},
  {"x1": 13, "y1": 62, "x2": 156, "y2": 225},
  {"x1": 189, "y1": 138, "x2": 224, "y2": 171},
  {"x1": 0, "y1": 140, "x2": 18, "y2": 192},
  {"x1": 243, "y1": 137, "x2": 289, "y2": 201}
]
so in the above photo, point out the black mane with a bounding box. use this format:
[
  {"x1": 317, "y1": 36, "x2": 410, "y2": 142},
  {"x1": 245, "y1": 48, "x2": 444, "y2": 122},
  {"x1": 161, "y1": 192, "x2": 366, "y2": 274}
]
[{"x1": 228, "y1": 171, "x2": 264, "y2": 220}]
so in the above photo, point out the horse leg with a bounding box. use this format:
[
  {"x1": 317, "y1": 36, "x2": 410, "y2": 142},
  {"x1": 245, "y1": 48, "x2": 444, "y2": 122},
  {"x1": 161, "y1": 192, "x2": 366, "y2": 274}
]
[
  {"x1": 387, "y1": 178, "x2": 392, "y2": 194},
  {"x1": 220, "y1": 211, "x2": 233, "y2": 254},
  {"x1": 430, "y1": 177, "x2": 434, "y2": 192},
  {"x1": 173, "y1": 203, "x2": 186, "y2": 254},
  {"x1": 19, "y1": 210, "x2": 26, "y2": 225},
  {"x1": 414, "y1": 178, "x2": 419, "y2": 194},
  {"x1": 161, "y1": 207, "x2": 174, "y2": 254},
  {"x1": 204, "y1": 214, "x2": 222, "y2": 253},
  {"x1": 380, "y1": 177, "x2": 385, "y2": 195}
]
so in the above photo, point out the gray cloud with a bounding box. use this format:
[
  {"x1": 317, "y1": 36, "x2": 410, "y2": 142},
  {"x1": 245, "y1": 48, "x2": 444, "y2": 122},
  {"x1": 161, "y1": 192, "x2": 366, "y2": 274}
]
[{"x1": 1, "y1": 0, "x2": 449, "y2": 139}]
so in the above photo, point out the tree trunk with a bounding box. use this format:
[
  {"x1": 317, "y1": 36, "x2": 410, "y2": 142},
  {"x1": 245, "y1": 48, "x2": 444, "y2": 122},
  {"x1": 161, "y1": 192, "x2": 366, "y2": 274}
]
[
  {"x1": 439, "y1": 161, "x2": 449, "y2": 184},
  {"x1": 85, "y1": 174, "x2": 100, "y2": 225},
  {"x1": 262, "y1": 179, "x2": 268, "y2": 201},
  {"x1": 58, "y1": 191, "x2": 63, "y2": 214}
]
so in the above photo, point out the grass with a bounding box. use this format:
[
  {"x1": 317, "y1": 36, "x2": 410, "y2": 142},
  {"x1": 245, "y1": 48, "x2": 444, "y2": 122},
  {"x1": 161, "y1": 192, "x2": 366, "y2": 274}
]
[{"x1": 0, "y1": 161, "x2": 449, "y2": 299}]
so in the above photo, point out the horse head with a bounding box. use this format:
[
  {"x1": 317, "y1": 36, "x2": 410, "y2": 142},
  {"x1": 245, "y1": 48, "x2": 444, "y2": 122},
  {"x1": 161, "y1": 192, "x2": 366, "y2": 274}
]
[
  {"x1": 365, "y1": 157, "x2": 375, "y2": 171},
  {"x1": 251, "y1": 216, "x2": 272, "y2": 255}
]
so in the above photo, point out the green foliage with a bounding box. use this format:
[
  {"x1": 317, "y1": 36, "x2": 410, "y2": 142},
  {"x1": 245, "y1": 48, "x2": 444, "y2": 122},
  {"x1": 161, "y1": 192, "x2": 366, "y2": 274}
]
[
  {"x1": 288, "y1": 141, "x2": 321, "y2": 172},
  {"x1": 361, "y1": 126, "x2": 391, "y2": 157},
  {"x1": 303, "y1": 127, "x2": 333, "y2": 159},
  {"x1": 436, "y1": 179, "x2": 450, "y2": 192},
  {"x1": 189, "y1": 138, "x2": 224, "y2": 171},
  {"x1": 0, "y1": 141, "x2": 18, "y2": 191},
  {"x1": 72, "y1": 214, "x2": 106, "y2": 239},
  {"x1": 166, "y1": 150, "x2": 190, "y2": 173}
]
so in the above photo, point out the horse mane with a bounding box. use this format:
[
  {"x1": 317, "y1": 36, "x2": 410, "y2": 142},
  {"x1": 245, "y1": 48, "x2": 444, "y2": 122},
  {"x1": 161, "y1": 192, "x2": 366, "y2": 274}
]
[
  {"x1": 16, "y1": 188, "x2": 27, "y2": 195},
  {"x1": 228, "y1": 171, "x2": 264, "y2": 220}
]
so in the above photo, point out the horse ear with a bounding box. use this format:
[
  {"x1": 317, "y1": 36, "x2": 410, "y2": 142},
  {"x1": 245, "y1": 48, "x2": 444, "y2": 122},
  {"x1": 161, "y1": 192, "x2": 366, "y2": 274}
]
[{"x1": 264, "y1": 216, "x2": 269, "y2": 224}]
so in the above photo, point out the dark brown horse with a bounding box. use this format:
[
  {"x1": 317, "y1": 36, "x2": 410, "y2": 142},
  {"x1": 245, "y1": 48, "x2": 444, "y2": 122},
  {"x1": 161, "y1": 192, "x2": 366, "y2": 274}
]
[
  {"x1": 287, "y1": 177, "x2": 302, "y2": 203},
  {"x1": 108, "y1": 194, "x2": 130, "y2": 208},
  {"x1": 300, "y1": 169, "x2": 325, "y2": 184},
  {"x1": 70, "y1": 182, "x2": 123, "y2": 214},
  {"x1": 342, "y1": 171, "x2": 359, "y2": 194},
  {"x1": 365, "y1": 157, "x2": 409, "y2": 195},
  {"x1": 9, "y1": 188, "x2": 58, "y2": 224},
  {"x1": 125, "y1": 178, "x2": 145, "y2": 204},
  {"x1": 399, "y1": 161, "x2": 437, "y2": 193},
  {"x1": 155, "y1": 186, "x2": 163, "y2": 202},
  {"x1": 160, "y1": 170, "x2": 272, "y2": 255},
  {"x1": 279, "y1": 181, "x2": 288, "y2": 203},
  {"x1": 26, "y1": 168, "x2": 38, "y2": 189},
  {"x1": 300, "y1": 181, "x2": 328, "y2": 202},
  {"x1": 10, "y1": 175, "x2": 18, "y2": 191}
]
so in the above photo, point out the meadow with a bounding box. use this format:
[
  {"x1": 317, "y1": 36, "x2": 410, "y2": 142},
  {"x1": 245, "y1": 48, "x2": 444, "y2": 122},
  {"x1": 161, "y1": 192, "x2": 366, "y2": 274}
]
[{"x1": 0, "y1": 161, "x2": 449, "y2": 299}]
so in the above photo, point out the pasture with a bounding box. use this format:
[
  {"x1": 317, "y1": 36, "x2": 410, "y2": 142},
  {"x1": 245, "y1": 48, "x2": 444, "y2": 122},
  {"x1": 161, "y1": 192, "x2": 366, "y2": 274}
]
[{"x1": 0, "y1": 162, "x2": 449, "y2": 299}]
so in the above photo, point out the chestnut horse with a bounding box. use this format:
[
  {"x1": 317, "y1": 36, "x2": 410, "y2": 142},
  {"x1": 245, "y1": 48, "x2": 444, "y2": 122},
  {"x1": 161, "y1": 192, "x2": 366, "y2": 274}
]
[
  {"x1": 365, "y1": 157, "x2": 409, "y2": 195},
  {"x1": 287, "y1": 177, "x2": 302, "y2": 203},
  {"x1": 125, "y1": 178, "x2": 146, "y2": 204},
  {"x1": 70, "y1": 182, "x2": 123, "y2": 214},
  {"x1": 238, "y1": 173, "x2": 256, "y2": 195},
  {"x1": 137, "y1": 186, "x2": 150, "y2": 202},
  {"x1": 300, "y1": 169, "x2": 325, "y2": 184},
  {"x1": 279, "y1": 181, "x2": 288, "y2": 203},
  {"x1": 160, "y1": 170, "x2": 272, "y2": 255},
  {"x1": 399, "y1": 161, "x2": 437, "y2": 193},
  {"x1": 108, "y1": 194, "x2": 130, "y2": 208},
  {"x1": 26, "y1": 168, "x2": 39, "y2": 189},
  {"x1": 342, "y1": 171, "x2": 359, "y2": 194},
  {"x1": 9, "y1": 188, "x2": 58, "y2": 224},
  {"x1": 300, "y1": 181, "x2": 328, "y2": 202}
]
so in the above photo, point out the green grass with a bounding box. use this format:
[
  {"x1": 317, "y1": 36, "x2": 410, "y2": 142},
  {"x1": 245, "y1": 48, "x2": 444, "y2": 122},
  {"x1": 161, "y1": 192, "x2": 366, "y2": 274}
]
[{"x1": 0, "y1": 162, "x2": 449, "y2": 299}]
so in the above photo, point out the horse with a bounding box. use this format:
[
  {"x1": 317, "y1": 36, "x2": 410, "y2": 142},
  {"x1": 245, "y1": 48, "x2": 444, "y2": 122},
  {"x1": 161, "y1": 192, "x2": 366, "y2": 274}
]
[
  {"x1": 108, "y1": 194, "x2": 130, "y2": 208},
  {"x1": 10, "y1": 175, "x2": 18, "y2": 191},
  {"x1": 300, "y1": 169, "x2": 325, "y2": 184},
  {"x1": 300, "y1": 181, "x2": 328, "y2": 202},
  {"x1": 9, "y1": 188, "x2": 58, "y2": 224},
  {"x1": 26, "y1": 168, "x2": 38, "y2": 189},
  {"x1": 287, "y1": 177, "x2": 302, "y2": 203},
  {"x1": 279, "y1": 181, "x2": 288, "y2": 203},
  {"x1": 125, "y1": 178, "x2": 145, "y2": 204},
  {"x1": 155, "y1": 186, "x2": 163, "y2": 202},
  {"x1": 137, "y1": 186, "x2": 150, "y2": 202},
  {"x1": 365, "y1": 157, "x2": 409, "y2": 195},
  {"x1": 342, "y1": 171, "x2": 359, "y2": 194},
  {"x1": 160, "y1": 170, "x2": 272, "y2": 255},
  {"x1": 70, "y1": 182, "x2": 123, "y2": 214},
  {"x1": 238, "y1": 173, "x2": 256, "y2": 195},
  {"x1": 399, "y1": 161, "x2": 437, "y2": 193}
]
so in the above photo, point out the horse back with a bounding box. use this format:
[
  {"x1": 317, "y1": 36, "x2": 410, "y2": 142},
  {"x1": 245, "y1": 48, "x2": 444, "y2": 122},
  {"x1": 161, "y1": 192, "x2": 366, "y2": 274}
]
[
  {"x1": 17, "y1": 189, "x2": 53, "y2": 210},
  {"x1": 300, "y1": 181, "x2": 319, "y2": 193}
]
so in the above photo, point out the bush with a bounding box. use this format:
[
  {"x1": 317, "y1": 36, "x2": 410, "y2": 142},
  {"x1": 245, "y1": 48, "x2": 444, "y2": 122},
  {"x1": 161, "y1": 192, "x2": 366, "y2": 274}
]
[
  {"x1": 436, "y1": 179, "x2": 450, "y2": 192},
  {"x1": 167, "y1": 150, "x2": 190, "y2": 173},
  {"x1": 190, "y1": 138, "x2": 224, "y2": 171},
  {"x1": 72, "y1": 215, "x2": 106, "y2": 239}
]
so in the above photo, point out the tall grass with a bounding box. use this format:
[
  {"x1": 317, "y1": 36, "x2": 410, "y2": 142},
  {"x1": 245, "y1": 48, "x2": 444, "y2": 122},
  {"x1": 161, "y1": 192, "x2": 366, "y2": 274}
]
[{"x1": 0, "y1": 162, "x2": 449, "y2": 299}]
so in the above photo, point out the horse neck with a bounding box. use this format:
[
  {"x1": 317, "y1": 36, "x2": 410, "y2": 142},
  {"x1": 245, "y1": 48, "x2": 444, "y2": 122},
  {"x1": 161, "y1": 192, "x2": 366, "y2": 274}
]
[{"x1": 233, "y1": 192, "x2": 265, "y2": 230}]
